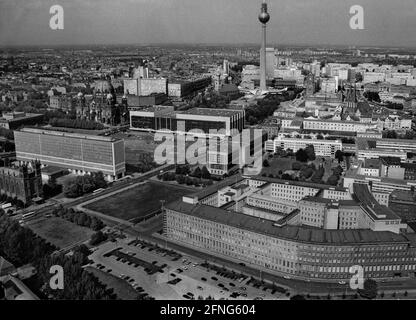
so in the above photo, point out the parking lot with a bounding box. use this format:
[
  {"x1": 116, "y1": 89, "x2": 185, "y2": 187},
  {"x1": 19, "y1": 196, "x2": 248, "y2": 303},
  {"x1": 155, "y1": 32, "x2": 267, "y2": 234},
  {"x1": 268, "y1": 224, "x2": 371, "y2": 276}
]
[{"x1": 88, "y1": 238, "x2": 289, "y2": 300}]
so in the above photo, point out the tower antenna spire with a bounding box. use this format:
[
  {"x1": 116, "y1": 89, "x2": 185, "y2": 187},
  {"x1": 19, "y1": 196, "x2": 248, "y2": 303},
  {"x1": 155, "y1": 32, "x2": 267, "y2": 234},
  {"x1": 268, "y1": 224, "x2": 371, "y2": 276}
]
[{"x1": 259, "y1": 0, "x2": 270, "y2": 92}]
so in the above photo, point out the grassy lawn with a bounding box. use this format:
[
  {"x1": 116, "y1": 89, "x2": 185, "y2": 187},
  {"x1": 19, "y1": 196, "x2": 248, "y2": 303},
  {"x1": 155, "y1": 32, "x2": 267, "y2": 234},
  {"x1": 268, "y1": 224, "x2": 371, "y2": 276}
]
[
  {"x1": 85, "y1": 181, "x2": 191, "y2": 220},
  {"x1": 262, "y1": 156, "x2": 337, "y2": 183},
  {"x1": 27, "y1": 217, "x2": 93, "y2": 249},
  {"x1": 262, "y1": 157, "x2": 296, "y2": 176},
  {"x1": 85, "y1": 266, "x2": 138, "y2": 300}
]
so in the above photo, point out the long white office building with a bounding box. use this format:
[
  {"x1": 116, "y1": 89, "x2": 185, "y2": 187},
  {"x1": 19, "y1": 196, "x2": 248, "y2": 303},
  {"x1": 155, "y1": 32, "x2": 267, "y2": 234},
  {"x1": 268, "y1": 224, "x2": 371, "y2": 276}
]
[{"x1": 266, "y1": 135, "x2": 342, "y2": 158}]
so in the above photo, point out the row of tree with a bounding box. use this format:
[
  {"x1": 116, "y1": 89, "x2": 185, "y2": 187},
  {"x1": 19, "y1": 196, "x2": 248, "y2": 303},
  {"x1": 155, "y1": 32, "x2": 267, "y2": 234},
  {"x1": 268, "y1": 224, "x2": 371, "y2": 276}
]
[
  {"x1": 52, "y1": 206, "x2": 105, "y2": 231},
  {"x1": 295, "y1": 145, "x2": 316, "y2": 163},
  {"x1": 157, "y1": 171, "x2": 214, "y2": 187},
  {"x1": 90, "y1": 230, "x2": 108, "y2": 246},
  {"x1": 136, "y1": 153, "x2": 159, "y2": 173},
  {"x1": 0, "y1": 193, "x2": 25, "y2": 209},
  {"x1": 0, "y1": 211, "x2": 116, "y2": 299},
  {"x1": 63, "y1": 172, "x2": 107, "y2": 198},
  {"x1": 49, "y1": 118, "x2": 105, "y2": 130},
  {"x1": 175, "y1": 165, "x2": 212, "y2": 180},
  {"x1": 383, "y1": 130, "x2": 416, "y2": 140}
]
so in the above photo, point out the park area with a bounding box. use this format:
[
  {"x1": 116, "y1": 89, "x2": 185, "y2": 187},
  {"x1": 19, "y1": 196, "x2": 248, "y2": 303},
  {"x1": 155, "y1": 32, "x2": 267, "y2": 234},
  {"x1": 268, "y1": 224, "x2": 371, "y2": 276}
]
[
  {"x1": 261, "y1": 153, "x2": 341, "y2": 185},
  {"x1": 27, "y1": 217, "x2": 93, "y2": 249},
  {"x1": 84, "y1": 181, "x2": 192, "y2": 221}
]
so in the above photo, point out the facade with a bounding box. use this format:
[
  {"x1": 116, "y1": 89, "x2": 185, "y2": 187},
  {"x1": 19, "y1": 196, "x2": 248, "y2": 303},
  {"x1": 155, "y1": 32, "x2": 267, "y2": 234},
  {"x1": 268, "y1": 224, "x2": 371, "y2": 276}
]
[
  {"x1": 269, "y1": 135, "x2": 342, "y2": 157},
  {"x1": 49, "y1": 95, "x2": 72, "y2": 111},
  {"x1": 266, "y1": 47, "x2": 275, "y2": 79},
  {"x1": 121, "y1": 93, "x2": 168, "y2": 107},
  {"x1": 303, "y1": 118, "x2": 377, "y2": 134},
  {"x1": 165, "y1": 199, "x2": 416, "y2": 282},
  {"x1": 130, "y1": 106, "x2": 245, "y2": 137},
  {"x1": 163, "y1": 170, "x2": 416, "y2": 282},
  {"x1": 356, "y1": 138, "x2": 416, "y2": 161},
  {"x1": 168, "y1": 77, "x2": 211, "y2": 98},
  {"x1": 124, "y1": 78, "x2": 168, "y2": 96},
  {"x1": 0, "y1": 161, "x2": 43, "y2": 204},
  {"x1": 14, "y1": 128, "x2": 125, "y2": 181}
]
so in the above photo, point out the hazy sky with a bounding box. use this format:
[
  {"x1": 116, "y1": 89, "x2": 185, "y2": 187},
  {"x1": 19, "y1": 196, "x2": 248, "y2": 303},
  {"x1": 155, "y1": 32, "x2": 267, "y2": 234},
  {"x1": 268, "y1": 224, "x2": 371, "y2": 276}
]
[{"x1": 0, "y1": 0, "x2": 416, "y2": 47}]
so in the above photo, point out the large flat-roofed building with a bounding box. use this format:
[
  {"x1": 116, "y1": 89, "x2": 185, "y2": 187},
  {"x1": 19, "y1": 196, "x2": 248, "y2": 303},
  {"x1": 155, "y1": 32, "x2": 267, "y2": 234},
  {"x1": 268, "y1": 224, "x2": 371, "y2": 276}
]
[
  {"x1": 303, "y1": 118, "x2": 378, "y2": 134},
  {"x1": 0, "y1": 112, "x2": 44, "y2": 130},
  {"x1": 14, "y1": 128, "x2": 125, "y2": 181},
  {"x1": 165, "y1": 197, "x2": 416, "y2": 282},
  {"x1": 130, "y1": 106, "x2": 245, "y2": 137},
  {"x1": 356, "y1": 138, "x2": 410, "y2": 161},
  {"x1": 119, "y1": 93, "x2": 168, "y2": 107},
  {"x1": 168, "y1": 77, "x2": 212, "y2": 98},
  {"x1": 165, "y1": 173, "x2": 416, "y2": 282},
  {"x1": 123, "y1": 78, "x2": 168, "y2": 96}
]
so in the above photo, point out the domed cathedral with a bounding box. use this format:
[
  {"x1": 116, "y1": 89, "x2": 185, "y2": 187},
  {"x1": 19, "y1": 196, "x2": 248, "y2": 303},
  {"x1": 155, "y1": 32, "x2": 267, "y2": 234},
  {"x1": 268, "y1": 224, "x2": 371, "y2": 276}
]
[{"x1": 76, "y1": 76, "x2": 126, "y2": 126}]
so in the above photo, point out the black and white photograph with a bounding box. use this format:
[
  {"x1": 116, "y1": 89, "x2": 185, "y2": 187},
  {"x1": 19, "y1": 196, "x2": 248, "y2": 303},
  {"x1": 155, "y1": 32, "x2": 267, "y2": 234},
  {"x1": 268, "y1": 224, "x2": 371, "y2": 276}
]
[{"x1": 1, "y1": 0, "x2": 416, "y2": 307}]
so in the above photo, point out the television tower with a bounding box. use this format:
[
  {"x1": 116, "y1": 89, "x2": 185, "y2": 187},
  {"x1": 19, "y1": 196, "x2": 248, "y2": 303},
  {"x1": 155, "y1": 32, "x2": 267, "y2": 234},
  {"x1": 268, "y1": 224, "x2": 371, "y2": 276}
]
[{"x1": 259, "y1": 0, "x2": 270, "y2": 91}]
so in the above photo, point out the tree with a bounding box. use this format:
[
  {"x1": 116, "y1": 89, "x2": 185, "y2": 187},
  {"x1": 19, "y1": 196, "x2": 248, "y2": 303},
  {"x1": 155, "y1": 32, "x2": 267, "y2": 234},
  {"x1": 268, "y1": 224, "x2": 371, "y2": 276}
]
[
  {"x1": 327, "y1": 175, "x2": 339, "y2": 186},
  {"x1": 301, "y1": 167, "x2": 314, "y2": 179},
  {"x1": 335, "y1": 150, "x2": 344, "y2": 163},
  {"x1": 136, "y1": 153, "x2": 158, "y2": 173},
  {"x1": 263, "y1": 159, "x2": 270, "y2": 167},
  {"x1": 201, "y1": 166, "x2": 211, "y2": 179},
  {"x1": 311, "y1": 166, "x2": 325, "y2": 183},
  {"x1": 305, "y1": 145, "x2": 316, "y2": 161},
  {"x1": 358, "y1": 279, "x2": 378, "y2": 300},
  {"x1": 176, "y1": 165, "x2": 190, "y2": 175},
  {"x1": 295, "y1": 149, "x2": 308, "y2": 163},
  {"x1": 90, "y1": 231, "x2": 108, "y2": 246},
  {"x1": 90, "y1": 217, "x2": 105, "y2": 231},
  {"x1": 63, "y1": 172, "x2": 107, "y2": 198},
  {"x1": 383, "y1": 130, "x2": 398, "y2": 139},
  {"x1": 192, "y1": 167, "x2": 202, "y2": 179},
  {"x1": 292, "y1": 162, "x2": 301, "y2": 171}
]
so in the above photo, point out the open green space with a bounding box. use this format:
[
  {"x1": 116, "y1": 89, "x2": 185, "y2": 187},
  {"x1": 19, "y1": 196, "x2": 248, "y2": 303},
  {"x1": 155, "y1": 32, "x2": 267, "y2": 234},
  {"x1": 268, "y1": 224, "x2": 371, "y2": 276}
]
[
  {"x1": 27, "y1": 217, "x2": 93, "y2": 249},
  {"x1": 85, "y1": 181, "x2": 191, "y2": 221}
]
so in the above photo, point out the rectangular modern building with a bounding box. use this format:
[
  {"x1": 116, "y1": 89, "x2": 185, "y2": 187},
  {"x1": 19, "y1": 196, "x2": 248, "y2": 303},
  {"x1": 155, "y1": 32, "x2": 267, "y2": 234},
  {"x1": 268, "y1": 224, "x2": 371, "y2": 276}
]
[
  {"x1": 14, "y1": 128, "x2": 125, "y2": 181},
  {"x1": 130, "y1": 107, "x2": 245, "y2": 137}
]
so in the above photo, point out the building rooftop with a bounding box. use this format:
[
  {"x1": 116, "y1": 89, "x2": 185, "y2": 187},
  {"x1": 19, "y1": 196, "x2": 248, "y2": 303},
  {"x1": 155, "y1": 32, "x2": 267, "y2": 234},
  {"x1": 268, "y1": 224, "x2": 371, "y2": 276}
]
[
  {"x1": 18, "y1": 128, "x2": 122, "y2": 143},
  {"x1": 352, "y1": 183, "x2": 400, "y2": 221},
  {"x1": 363, "y1": 158, "x2": 381, "y2": 169},
  {"x1": 179, "y1": 108, "x2": 244, "y2": 117},
  {"x1": 380, "y1": 157, "x2": 402, "y2": 166},
  {"x1": 250, "y1": 175, "x2": 347, "y2": 192},
  {"x1": 0, "y1": 112, "x2": 43, "y2": 122},
  {"x1": 166, "y1": 199, "x2": 409, "y2": 245}
]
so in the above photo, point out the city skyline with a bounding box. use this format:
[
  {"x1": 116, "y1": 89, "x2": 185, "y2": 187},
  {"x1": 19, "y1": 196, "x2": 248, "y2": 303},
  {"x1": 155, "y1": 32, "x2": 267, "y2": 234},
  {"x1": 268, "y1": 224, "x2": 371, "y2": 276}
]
[{"x1": 1, "y1": 0, "x2": 416, "y2": 48}]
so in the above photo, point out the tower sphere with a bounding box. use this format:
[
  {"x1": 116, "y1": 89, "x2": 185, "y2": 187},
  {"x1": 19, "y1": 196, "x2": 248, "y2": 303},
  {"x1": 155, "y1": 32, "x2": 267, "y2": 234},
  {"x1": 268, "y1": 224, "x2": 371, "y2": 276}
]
[{"x1": 259, "y1": 12, "x2": 270, "y2": 24}]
